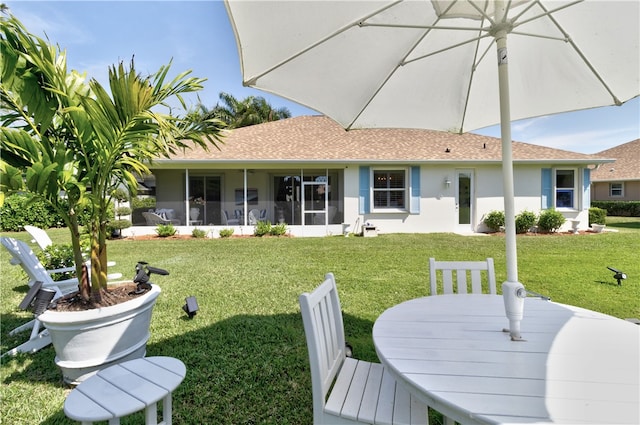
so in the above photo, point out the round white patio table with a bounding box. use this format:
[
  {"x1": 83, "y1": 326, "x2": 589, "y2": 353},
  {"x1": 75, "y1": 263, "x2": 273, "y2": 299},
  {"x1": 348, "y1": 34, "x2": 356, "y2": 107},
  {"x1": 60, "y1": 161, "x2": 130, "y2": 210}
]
[{"x1": 373, "y1": 294, "x2": 639, "y2": 425}]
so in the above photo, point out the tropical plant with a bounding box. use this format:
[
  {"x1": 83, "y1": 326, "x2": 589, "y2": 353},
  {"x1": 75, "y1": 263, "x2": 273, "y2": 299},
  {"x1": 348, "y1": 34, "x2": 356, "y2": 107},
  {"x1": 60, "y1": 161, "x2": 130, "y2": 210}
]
[
  {"x1": 155, "y1": 224, "x2": 177, "y2": 237},
  {"x1": 193, "y1": 91, "x2": 291, "y2": 129},
  {"x1": 254, "y1": 220, "x2": 272, "y2": 237},
  {"x1": 219, "y1": 228, "x2": 234, "y2": 238},
  {"x1": 270, "y1": 222, "x2": 288, "y2": 236},
  {"x1": 192, "y1": 228, "x2": 207, "y2": 238},
  {"x1": 0, "y1": 15, "x2": 226, "y2": 301}
]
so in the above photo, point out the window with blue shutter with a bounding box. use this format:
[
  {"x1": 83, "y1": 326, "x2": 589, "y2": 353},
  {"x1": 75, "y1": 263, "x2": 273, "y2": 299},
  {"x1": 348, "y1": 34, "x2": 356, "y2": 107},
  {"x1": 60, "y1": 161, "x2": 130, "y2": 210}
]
[
  {"x1": 582, "y1": 168, "x2": 590, "y2": 210},
  {"x1": 359, "y1": 166, "x2": 370, "y2": 214},
  {"x1": 410, "y1": 166, "x2": 420, "y2": 214},
  {"x1": 541, "y1": 168, "x2": 552, "y2": 209}
]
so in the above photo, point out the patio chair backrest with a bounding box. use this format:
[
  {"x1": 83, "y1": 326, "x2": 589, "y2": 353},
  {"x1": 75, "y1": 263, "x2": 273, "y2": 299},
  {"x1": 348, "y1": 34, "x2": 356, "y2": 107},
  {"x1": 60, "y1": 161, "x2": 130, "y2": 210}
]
[
  {"x1": 142, "y1": 211, "x2": 169, "y2": 225},
  {"x1": 299, "y1": 273, "x2": 347, "y2": 412},
  {"x1": 429, "y1": 257, "x2": 497, "y2": 296},
  {"x1": 23, "y1": 225, "x2": 53, "y2": 250}
]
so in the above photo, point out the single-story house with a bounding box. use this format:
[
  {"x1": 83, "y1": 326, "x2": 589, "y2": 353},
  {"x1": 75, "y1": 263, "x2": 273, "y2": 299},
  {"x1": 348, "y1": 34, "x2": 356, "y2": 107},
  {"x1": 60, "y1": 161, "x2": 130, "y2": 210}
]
[
  {"x1": 590, "y1": 139, "x2": 640, "y2": 201},
  {"x1": 125, "y1": 115, "x2": 611, "y2": 237}
]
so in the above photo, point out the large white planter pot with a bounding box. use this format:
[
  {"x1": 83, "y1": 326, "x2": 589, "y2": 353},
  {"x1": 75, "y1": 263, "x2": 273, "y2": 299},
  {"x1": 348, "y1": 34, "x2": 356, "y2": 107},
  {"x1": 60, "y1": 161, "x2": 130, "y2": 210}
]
[{"x1": 38, "y1": 284, "x2": 161, "y2": 385}]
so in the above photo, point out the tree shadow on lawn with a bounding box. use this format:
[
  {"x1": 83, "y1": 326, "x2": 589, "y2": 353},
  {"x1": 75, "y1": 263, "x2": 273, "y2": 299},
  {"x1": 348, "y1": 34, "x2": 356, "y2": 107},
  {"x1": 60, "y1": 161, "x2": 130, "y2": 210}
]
[{"x1": 5, "y1": 312, "x2": 376, "y2": 425}]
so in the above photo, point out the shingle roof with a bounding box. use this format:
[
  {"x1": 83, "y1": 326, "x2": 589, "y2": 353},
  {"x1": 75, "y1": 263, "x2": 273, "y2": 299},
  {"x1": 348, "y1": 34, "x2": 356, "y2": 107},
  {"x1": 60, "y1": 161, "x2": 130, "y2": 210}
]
[
  {"x1": 590, "y1": 139, "x2": 640, "y2": 182},
  {"x1": 165, "y1": 115, "x2": 607, "y2": 164}
]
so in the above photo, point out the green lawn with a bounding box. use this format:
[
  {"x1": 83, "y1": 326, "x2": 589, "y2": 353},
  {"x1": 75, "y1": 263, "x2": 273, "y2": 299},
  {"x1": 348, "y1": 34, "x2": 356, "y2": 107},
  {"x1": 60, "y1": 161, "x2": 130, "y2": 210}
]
[{"x1": 1, "y1": 222, "x2": 639, "y2": 424}]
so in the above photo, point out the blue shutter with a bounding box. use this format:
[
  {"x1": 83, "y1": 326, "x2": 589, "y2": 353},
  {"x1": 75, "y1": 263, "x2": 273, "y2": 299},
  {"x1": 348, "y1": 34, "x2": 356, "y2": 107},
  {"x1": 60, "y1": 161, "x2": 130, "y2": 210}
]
[
  {"x1": 359, "y1": 166, "x2": 370, "y2": 214},
  {"x1": 541, "y1": 168, "x2": 552, "y2": 209},
  {"x1": 410, "y1": 166, "x2": 420, "y2": 214},
  {"x1": 582, "y1": 168, "x2": 591, "y2": 210}
]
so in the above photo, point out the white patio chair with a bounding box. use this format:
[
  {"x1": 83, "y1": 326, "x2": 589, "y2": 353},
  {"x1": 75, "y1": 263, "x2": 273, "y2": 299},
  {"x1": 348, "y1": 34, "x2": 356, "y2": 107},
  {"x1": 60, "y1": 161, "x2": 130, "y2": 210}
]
[
  {"x1": 1, "y1": 281, "x2": 65, "y2": 358},
  {"x1": 299, "y1": 273, "x2": 427, "y2": 424},
  {"x1": 428, "y1": 257, "x2": 497, "y2": 296},
  {"x1": 1, "y1": 237, "x2": 122, "y2": 357},
  {"x1": 23, "y1": 225, "x2": 54, "y2": 250},
  {"x1": 142, "y1": 211, "x2": 180, "y2": 226},
  {"x1": 24, "y1": 225, "x2": 117, "y2": 268},
  {"x1": 222, "y1": 210, "x2": 239, "y2": 225},
  {"x1": 248, "y1": 209, "x2": 260, "y2": 225}
]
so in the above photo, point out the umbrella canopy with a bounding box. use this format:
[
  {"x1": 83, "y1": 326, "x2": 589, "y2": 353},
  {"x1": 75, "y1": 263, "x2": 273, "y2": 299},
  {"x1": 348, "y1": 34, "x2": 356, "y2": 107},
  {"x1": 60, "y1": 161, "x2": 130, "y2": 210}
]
[{"x1": 225, "y1": 0, "x2": 639, "y2": 336}]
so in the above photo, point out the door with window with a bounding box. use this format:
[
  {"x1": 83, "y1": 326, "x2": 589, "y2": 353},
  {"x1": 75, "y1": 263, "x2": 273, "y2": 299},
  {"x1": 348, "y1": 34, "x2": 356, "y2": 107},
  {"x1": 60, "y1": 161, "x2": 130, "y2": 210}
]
[
  {"x1": 188, "y1": 176, "x2": 221, "y2": 224},
  {"x1": 456, "y1": 170, "x2": 474, "y2": 231}
]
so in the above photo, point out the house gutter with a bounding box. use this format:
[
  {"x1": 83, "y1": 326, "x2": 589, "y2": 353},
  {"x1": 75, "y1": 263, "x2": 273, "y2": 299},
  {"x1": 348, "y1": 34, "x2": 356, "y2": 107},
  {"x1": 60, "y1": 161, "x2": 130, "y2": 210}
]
[{"x1": 150, "y1": 158, "x2": 613, "y2": 168}]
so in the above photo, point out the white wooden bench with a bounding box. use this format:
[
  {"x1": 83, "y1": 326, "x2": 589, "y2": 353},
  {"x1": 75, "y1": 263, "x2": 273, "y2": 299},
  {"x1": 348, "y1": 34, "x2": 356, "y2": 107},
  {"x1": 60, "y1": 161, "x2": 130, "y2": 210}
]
[
  {"x1": 64, "y1": 356, "x2": 186, "y2": 425},
  {"x1": 299, "y1": 273, "x2": 427, "y2": 424}
]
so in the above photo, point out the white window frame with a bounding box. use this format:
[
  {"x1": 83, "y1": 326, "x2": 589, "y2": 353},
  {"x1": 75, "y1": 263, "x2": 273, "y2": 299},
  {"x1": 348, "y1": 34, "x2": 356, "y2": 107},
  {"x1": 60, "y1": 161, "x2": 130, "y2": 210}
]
[
  {"x1": 554, "y1": 168, "x2": 578, "y2": 210},
  {"x1": 371, "y1": 167, "x2": 409, "y2": 213},
  {"x1": 609, "y1": 182, "x2": 624, "y2": 197}
]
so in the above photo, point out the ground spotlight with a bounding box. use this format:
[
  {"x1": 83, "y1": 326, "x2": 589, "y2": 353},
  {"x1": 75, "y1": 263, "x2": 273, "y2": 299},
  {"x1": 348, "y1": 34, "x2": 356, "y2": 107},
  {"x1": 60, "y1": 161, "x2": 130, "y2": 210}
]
[
  {"x1": 18, "y1": 281, "x2": 57, "y2": 316},
  {"x1": 183, "y1": 296, "x2": 199, "y2": 319},
  {"x1": 607, "y1": 266, "x2": 627, "y2": 285}
]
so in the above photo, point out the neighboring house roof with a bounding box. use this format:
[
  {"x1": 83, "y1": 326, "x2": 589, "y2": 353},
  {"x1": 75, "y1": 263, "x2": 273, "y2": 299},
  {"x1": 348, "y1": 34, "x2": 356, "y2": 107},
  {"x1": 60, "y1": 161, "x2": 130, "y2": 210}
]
[
  {"x1": 160, "y1": 115, "x2": 608, "y2": 165},
  {"x1": 590, "y1": 139, "x2": 640, "y2": 182}
]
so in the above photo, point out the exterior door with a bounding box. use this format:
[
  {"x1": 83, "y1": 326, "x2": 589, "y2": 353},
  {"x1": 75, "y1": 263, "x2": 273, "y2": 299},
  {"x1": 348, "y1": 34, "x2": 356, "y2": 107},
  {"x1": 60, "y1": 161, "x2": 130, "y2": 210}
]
[{"x1": 456, "y1": 170, "x2": 474, "y2": 231}]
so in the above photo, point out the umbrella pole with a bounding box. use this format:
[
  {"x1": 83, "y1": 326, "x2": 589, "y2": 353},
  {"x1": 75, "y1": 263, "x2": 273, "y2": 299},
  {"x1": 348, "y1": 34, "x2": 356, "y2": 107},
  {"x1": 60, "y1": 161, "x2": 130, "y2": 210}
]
[{"x1": 496, "y1": 25, "x2": 525, "y2": 341}]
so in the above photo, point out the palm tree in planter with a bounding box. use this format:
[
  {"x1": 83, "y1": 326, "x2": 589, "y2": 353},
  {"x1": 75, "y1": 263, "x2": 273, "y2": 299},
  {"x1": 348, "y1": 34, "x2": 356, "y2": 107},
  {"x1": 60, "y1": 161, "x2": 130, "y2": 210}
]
[{"x1": 1, "y1": 15, "x2": 225, "y2": 382}]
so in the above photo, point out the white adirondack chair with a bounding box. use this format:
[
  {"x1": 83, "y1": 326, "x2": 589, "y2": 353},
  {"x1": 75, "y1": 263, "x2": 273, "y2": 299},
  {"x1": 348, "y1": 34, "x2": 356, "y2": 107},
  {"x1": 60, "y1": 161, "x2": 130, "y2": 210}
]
[
  {"x1": 23, "y1": 225, "x2": 54, "y2": 250},
  {"x1": 428, "y1": 258, "x2": 497, "y2": 296},
  {"x1": 299, "y1": 273, "x2": 427, "y2": 424},
  {"x1": 0, "y1": 237, "x2": 121, "y2": 357}
]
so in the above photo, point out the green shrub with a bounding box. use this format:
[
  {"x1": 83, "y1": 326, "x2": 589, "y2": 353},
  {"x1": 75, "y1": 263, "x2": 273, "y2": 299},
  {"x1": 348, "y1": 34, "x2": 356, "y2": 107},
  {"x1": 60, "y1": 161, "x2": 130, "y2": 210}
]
[
  {"x1": 483, "y1": 210, "x2": 505, "y2": 232},
  {"x1": 156, "y1": 224, "x2": 177, "y2": 237},
  {"x1": 131, "y1": 197, "x2": 157, "y2": 225},
  {"x1": 107, "y1": 219, "x2": 132, "y2": 239},
  {"x1": 591, "y1": 201, "x2": 640, "y2": 217},
  {"x1": 192, "y1": 228, "x2": 207, "y2": 238},
  {"x1": 254, "y1": 221, "x2": 272, "y2": 237},
  {"x1": 537, "y1": 209, "x2": 566, "y2": 233},
  {"x1": 219, "y1": 228, "x2": 234, "y2": 238},
  {"x1": 589, "y1": 207, "x2": 607, "y2": 225},
  {"x1": 270, "y1": 223, "x2": 288, "y2": 236},
  {"x1": 515, "y1": 210, "x2": 537, "y2": 234},
  {"x1": 131, "y1": 197, "x2": 156, "y2": 210},
  {"x1": 0, "y1": 193, "x2": 60, "y2": 231},
  {"x1": 37, "y1": 244, "x2": 76, "y2": 281}
]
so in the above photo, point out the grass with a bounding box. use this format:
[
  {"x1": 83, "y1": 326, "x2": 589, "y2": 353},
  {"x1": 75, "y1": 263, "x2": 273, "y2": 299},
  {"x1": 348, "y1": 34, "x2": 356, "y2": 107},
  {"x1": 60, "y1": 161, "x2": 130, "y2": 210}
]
[{"x1": 1, "y1": 220, "x2": 639, "y2": 424}]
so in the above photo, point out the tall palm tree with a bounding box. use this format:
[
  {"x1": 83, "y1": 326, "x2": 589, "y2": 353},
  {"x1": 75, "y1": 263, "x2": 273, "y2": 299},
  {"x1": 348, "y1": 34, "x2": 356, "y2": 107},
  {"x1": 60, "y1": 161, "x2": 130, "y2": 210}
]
[
  {"x1": 205, "y1": 91, "x2": 291, "y2": 128},
  {"x1": 1, "y1": 15, "x2": 226, "y2": 300}
]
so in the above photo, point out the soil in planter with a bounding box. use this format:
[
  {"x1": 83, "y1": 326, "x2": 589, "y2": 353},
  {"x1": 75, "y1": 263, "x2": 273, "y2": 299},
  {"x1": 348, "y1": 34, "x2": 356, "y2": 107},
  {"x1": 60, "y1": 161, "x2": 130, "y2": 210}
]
[{"x1": 51, "y1": 283, "x2": 143, "y2": 312}]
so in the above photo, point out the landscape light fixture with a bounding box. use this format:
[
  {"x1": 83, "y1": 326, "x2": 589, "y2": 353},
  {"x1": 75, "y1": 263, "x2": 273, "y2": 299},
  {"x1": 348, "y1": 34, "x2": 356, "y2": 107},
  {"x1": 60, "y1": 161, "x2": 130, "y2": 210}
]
[
  {"x1": 607, "y1": 267, "x2": 627, "y2": 285},
  {"x1": 18, "y1": 281, "x2": 57, "y2": 316},
  {"x1": 133, "y1": 261, "x2": 170, "y2": 293},
  {"x1": 183, "y1": 296, "x2": 199, "y2": 319}
]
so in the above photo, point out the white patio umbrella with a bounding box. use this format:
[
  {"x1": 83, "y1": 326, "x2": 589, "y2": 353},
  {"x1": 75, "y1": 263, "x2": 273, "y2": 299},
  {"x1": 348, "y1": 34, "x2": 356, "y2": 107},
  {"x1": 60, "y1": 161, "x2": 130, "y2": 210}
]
[{"x1": 224, "y1": 0, "x2": 639, "y2": 337}]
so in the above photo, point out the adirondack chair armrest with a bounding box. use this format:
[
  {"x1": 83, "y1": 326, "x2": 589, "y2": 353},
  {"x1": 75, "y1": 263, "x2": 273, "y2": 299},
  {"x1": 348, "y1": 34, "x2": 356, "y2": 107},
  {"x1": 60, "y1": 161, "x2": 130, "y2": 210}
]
[{"x1": 47, "y1": 265, "x2": 76, "y2": 275}]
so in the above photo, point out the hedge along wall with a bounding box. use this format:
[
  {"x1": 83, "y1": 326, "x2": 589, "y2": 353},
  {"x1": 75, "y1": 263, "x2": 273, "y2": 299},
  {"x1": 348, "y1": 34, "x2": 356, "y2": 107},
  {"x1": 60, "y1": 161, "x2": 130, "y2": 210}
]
[
  {"x1": 591, "y1": 201, "x2": 640, "y2": 217},
  {"x1": 0, "y1": 193, "x2": 93, "y2": 232}
]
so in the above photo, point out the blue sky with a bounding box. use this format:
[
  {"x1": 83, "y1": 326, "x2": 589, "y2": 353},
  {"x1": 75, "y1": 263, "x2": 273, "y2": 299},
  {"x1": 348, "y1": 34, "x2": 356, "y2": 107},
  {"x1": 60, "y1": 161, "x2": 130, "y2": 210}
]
[{"x1": 5, "y1": 0, "x2": 639, "y2": 154}]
